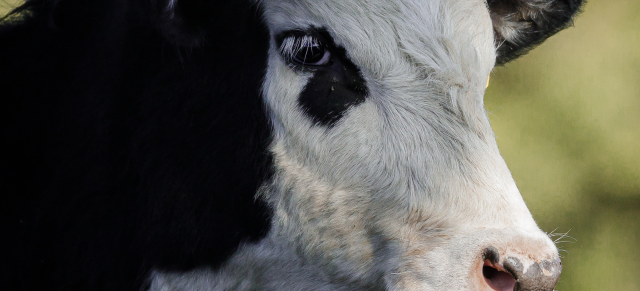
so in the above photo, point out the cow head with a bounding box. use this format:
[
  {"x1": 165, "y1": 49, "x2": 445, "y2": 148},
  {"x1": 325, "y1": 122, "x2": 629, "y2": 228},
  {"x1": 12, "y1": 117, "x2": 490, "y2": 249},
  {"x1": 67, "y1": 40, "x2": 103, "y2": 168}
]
[{"x1": 151, "y1": 0, "x2": 583, "y2": 290}]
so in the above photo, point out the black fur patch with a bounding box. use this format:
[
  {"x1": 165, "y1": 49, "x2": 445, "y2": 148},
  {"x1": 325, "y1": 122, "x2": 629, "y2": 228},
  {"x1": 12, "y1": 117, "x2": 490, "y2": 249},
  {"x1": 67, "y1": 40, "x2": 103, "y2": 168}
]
[
  {"x1": 276, "y1": 29, "x2": 368, "y2": 127},
  {"x1": 1, "y1": 0, "x2": 273, "y2": 290},
  {"x1": 489, "y1": 0, "x2": 584, "y2": 65}
]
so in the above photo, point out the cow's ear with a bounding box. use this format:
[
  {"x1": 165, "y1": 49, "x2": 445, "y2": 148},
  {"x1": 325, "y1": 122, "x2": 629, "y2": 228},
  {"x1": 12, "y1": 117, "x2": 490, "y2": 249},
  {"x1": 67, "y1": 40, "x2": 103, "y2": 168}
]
[
  {"x1": 154, "y1": 0, "x2": 209, "y2": 46},
  {"x1": 157, "y1": 0, "x2": 244, "y2": 46},
  {"x1": 488, "y1": 0, "x2": 584, "y2": 65}
]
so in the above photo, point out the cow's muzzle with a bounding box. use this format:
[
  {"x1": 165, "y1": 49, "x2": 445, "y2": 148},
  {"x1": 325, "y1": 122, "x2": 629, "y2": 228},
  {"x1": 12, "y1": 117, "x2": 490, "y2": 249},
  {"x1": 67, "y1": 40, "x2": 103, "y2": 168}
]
[{"x1": 482, "y1": 247, "x2": 562, "y2": 291}]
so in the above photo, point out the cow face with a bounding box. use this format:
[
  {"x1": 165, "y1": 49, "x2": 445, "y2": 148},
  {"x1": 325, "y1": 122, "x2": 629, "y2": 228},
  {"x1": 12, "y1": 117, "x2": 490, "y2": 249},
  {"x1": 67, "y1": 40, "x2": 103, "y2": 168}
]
[
  {"x1": 258, "y1": 0, "x2": 578, "y2": 290},
  {"x1": 150, "y1": 0, "x2": 582, "y2": 290}
]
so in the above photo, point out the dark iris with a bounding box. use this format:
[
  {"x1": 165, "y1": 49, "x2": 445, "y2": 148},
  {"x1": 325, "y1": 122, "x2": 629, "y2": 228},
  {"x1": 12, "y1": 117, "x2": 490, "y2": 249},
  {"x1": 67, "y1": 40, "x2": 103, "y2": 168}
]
[{"x1": 292, "y1": 44, "x2": 329, "y2": 65}]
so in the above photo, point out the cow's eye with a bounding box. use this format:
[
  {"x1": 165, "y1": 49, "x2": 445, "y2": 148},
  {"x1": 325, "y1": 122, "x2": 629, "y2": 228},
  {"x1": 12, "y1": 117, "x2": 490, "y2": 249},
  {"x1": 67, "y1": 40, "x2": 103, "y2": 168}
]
[{"x1": 280, "y1": 34, "x2": 331, "y2": 67}]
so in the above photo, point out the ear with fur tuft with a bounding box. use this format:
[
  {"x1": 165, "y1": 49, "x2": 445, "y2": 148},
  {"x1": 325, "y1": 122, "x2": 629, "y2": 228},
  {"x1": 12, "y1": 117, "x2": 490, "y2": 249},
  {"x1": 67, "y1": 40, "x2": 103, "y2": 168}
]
[
  {"x1": 488, "y1": 0, "x2": 584, "y2": 65},
  {"x1": 155, "y1": 0, "x2": 208, "y2": 46},
  {"x1": 156, "y1": 0, "x2": 262, "y2": 47}
]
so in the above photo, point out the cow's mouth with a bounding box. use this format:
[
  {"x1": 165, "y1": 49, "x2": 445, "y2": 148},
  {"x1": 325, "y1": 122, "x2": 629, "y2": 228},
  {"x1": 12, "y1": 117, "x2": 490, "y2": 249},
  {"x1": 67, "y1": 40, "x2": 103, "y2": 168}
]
[{"x1": 483, "y1": 259, "x2": 517, "y2": 291}]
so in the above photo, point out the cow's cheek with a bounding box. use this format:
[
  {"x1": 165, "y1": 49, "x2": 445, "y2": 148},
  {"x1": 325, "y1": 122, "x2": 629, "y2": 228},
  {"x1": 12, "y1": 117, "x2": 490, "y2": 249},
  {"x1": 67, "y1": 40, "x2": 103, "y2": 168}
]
[{"x1": 269, "y1": 142, "x2": 378, "y2": 282}]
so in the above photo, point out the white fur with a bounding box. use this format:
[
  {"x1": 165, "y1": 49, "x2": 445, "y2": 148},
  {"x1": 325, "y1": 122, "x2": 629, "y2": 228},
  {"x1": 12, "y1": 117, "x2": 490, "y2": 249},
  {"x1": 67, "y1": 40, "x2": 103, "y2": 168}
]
[{"x1": 151, "y1": 0, "x2": 560, "y2": 290}]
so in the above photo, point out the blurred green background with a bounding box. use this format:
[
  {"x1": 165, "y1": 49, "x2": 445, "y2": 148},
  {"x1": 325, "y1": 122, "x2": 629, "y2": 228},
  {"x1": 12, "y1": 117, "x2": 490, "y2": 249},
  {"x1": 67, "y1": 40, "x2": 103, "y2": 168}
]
[
  {"x1": 2, "y1": 0, "x2": 639, "y2": 290},
  {"x1": 484, "y1": 0, "x2": 640, "y2": 289}
]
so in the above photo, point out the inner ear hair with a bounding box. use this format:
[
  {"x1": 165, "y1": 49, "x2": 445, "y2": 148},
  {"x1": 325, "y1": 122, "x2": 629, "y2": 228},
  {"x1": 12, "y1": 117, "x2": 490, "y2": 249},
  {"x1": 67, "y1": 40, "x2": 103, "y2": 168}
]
[
  {"x1": 155, "y1": 0, "x2": 207, "y2": 46},
  {"x1": 489, "y1": 0, "x2": 584, "y2": 65},
  {"x1": 156, "y1": 0, "x2": 258, "y2": 47}
]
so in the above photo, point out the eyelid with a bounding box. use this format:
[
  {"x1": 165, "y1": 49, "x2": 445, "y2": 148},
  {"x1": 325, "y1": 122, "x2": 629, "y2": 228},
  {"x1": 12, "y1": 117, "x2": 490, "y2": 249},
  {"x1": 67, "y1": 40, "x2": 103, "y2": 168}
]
[
  {"x1": 279, "y1": 34, "x2": 323, "y2": 63},
  {"x1": 299, "y1": 49, "x2": 331, "y2": 66}
]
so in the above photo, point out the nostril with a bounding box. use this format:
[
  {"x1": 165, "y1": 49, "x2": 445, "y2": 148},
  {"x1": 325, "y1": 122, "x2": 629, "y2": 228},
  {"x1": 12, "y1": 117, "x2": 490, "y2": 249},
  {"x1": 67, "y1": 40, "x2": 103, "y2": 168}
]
[
  {"x1": 483, "y1": 260, "x2": 517, "y2": 291},
  {"x1": 503, "y1": 257, "x2": 562, "y2": 291}
]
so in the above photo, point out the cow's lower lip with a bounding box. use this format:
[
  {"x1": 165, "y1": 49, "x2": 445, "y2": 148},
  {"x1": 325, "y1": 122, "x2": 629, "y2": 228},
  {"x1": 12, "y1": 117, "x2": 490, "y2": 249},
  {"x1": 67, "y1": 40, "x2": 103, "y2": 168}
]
[{"x1": 483, "y1": 259, "x2": 517, "y2": 291}]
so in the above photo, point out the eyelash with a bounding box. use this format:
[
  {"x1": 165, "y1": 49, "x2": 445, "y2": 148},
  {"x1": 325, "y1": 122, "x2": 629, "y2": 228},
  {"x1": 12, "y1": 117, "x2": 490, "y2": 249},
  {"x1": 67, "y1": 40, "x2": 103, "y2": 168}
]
[
  {"x1": 279, "y1": 34, "x2": 331, "y2": 66},
  {"x1": 280, "y1": 35, "x2": 319, "y2": 61}
]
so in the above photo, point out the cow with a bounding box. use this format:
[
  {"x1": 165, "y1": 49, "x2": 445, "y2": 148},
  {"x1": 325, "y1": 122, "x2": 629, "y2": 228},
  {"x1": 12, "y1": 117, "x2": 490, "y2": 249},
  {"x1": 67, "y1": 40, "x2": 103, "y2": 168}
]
[{"x1": 0, "y1": 0, "x2": 583, "y2": 290}]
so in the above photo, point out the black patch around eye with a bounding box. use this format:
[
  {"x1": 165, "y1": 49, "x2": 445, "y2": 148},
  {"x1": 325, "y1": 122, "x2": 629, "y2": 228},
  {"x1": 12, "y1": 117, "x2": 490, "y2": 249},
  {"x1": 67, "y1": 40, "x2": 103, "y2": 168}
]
[{"x1": 275, "y1": 28, "x2": 369, "y2": 127}]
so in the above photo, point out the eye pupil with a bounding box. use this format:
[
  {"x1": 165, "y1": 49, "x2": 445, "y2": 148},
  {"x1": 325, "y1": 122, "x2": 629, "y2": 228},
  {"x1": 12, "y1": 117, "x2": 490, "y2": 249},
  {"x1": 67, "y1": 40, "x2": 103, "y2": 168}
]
[{"x1": 294, "y1": 45, "x2": 326, "y2": 64}]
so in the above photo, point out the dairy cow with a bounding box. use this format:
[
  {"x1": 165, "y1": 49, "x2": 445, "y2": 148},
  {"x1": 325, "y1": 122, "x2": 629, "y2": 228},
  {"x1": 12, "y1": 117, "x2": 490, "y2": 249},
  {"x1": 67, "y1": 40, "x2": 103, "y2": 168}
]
[{"x1": 0, "y1": 0, "x2": 582, "y2": 290}]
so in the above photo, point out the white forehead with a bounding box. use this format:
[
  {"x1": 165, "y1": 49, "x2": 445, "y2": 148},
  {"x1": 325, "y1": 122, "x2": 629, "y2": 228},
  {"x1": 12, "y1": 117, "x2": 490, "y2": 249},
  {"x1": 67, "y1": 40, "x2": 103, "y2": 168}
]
[{"x1": 260, "y1": 0, "x2": 496, "y2": 80}]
